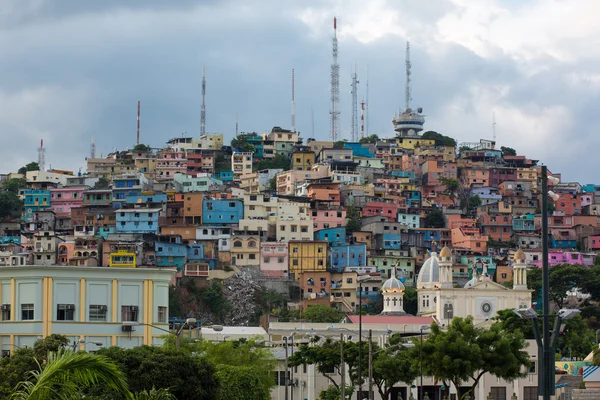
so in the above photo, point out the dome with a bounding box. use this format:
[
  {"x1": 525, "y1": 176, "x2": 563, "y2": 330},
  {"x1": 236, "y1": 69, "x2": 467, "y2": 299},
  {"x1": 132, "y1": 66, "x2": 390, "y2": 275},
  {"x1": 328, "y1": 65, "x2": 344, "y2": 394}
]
[
  {"x1": 382, "y1": 276, "x2": 405, "y2": 293},
  {"x1": 439, "y1": 246, "x2": 452, "y2": 258},
  {"x1": 514, "y1": 249, "x2": 526, "y2": 261},
  {"x1": 417, "y1": 252, "x2": 440, "y2": 286}
]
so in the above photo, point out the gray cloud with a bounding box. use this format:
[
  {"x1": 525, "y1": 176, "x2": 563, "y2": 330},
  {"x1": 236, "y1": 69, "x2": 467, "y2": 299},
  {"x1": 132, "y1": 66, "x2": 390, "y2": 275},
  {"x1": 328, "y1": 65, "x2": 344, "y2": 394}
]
[{"x1": 0, "y1": 0, "x2": 598, "y2": 183}]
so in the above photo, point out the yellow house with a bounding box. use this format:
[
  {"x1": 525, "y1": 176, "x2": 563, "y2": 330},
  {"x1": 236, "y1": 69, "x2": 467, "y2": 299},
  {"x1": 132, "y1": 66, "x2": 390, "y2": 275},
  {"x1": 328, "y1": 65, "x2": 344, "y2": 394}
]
[
  {"x1": 288, "y1": 240, "x2": 328, "y2": 277},
  {"x1": 109, "y1": 250, "x2": 136, "y2": 268},
  {"x1": 292, "y1": 149, "x2": 316, "y2": 171},
  {"x1": 395, "y1": 137, "x2": 435, "y2": 150}
]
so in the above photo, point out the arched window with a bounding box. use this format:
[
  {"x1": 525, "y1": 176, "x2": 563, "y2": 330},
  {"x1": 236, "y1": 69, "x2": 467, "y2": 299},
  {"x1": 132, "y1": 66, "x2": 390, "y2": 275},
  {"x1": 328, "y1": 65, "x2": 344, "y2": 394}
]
[
  {"x1": 233, "y1": 241, "x2": 242, "y2": 248},
  {"x1": 248, "y1": 241, "x2": 257, "y2": 248}
]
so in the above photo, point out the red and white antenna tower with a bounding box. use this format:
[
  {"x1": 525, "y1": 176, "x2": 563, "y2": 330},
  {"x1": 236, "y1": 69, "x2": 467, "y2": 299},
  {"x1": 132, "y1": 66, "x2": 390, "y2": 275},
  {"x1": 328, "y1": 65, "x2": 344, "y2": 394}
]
[
  {"x1": 360, "y1": 100, "x2": 365, "y2": 139},
  {"x1": 329, "y1": 17, "x2": 340, "y2": 141},
  {"x1": 291, "y1": 69, "x2": 296, "y2": 133},
  {"x1": 136, "y1": 100, "x2": 141, "y2": 145},
  {"x1": 201, "y1": 68, "x2": 206, "y2": 136},
  {"x1": 38, "y1": 139, "x2": 46, "y2": 171},
  {"x1": 90, "y1": 135, "x2": 96, "y2": 159}
]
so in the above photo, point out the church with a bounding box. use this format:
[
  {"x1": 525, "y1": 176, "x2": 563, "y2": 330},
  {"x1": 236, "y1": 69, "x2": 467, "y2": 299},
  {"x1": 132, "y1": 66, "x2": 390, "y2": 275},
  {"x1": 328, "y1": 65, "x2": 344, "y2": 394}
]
[{"x1": 379, "y1": 246, "x2": 532, "y2": 326}]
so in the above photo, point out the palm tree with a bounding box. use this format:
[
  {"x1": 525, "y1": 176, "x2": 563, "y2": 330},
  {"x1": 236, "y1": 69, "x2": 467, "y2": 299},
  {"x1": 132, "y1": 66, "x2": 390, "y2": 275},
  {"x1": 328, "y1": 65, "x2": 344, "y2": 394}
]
[{"x1": 11, "y1": 350, "x2": 133, "y2": 400}]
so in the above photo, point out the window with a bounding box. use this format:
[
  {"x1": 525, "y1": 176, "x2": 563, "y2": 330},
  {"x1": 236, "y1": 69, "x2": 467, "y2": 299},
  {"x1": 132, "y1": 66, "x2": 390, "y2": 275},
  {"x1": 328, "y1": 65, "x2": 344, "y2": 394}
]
[
  {"x1": 264, "y1": 257, "x2": 271, "y2": 263},
  {"x1": 57, "y1": 304, "x2": 75, "y2": 321},
  {"x1": 1, "y1": 304, "x2": 10, "y2": 321},
  {"x1": 158, "y1": 306, "x2": 167, "y2": 323},
  {"x1": 21, "y1": 304, "x2": 34, "y2": 320},
  {"x1": 121, "y1": 305, "x2": 139, "y2": 322},
  {"x1": 89, "y1": 305, "x2": 107, "y2": 322},
  {"x1": 233, "y1": 241, "x2": 242, "y2": 248},
  {"x1": 528, "y1": 361, "x2": 536, "y2": 374},
  {"x1": 489, "y1": 387, "x2": 506, "y2": 400}
]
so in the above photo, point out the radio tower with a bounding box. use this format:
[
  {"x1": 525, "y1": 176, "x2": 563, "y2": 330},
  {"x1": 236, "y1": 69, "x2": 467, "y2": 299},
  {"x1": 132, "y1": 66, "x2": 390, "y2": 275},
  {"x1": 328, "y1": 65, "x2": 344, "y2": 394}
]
[
  {"x1": 350, "y1": 66, "x2": 359, "y2": 141},
  {"x1": 405, "y1": 41, "x2": 412, "y2": 111},
  {"x1": 329, "y1": 17, "x2": 340, "y2": 142},
  {"x1": 360, "y1": 100, "x2": 366, "y2": 139},
  {"x1": 38, "y1": 139, "x2": 45, "y2": 171},
  {"x1": 291, "y1": 69, "x2": 296, "y2": 132},
  {"x1": 136, "y1": 100, "x2": 141, "y2": 145},
  {"x1": 200, "y1": 68, "x2": 206, "y2": 136},
  {"x1": 90, "y1": 135, "x2": 96, "y2": 159}
]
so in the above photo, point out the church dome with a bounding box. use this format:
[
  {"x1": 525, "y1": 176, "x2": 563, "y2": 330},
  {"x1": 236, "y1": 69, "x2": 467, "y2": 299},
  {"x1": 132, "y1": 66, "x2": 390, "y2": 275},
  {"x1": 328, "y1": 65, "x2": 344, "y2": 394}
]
[
  {"x1": 514, "y1": 249, "x2": 526, "y2": 261},
  {"x1": 439, "y1": 246, "x2": 452, "y2": 258},
  {"x1": 382, "y1": 276, "x2": 405, "y2": 293},
  {"x1": 417, "y1": 252, "x2": 440, "y2": 286}
]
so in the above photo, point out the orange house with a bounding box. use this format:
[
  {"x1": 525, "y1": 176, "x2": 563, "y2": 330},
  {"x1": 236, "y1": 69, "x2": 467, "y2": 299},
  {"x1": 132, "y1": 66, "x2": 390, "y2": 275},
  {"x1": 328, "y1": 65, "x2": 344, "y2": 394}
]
[
  {"x1": 306, "y1": 181, "x2": 340, "y2": 205},
  {"x1": 450, "y1": 218, "x2": 488, "y2": 253}
]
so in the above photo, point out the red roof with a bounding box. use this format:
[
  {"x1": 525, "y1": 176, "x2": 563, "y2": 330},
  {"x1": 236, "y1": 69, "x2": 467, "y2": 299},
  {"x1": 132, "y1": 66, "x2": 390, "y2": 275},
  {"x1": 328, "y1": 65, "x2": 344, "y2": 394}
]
[{"x1": 346, "y1": 315, "x2": 434, "y2": 325}]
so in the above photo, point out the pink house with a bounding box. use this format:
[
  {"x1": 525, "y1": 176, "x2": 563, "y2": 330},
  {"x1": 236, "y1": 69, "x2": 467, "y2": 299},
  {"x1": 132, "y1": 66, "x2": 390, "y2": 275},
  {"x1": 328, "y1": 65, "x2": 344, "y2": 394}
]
[
  {"x1": 362, "y1": 200, "x2": 397, "y2": 222},
  {"x1": 311, "y1": 208, "x2": 346, "y2": 230},
  {"x1": 50, "y1": 187, "x2": 86, "y2": 218},
  {"x1": 584, "y1": 235, "x2": 600, "y2": 251},
  {"x1": 530, "y1": 251, "x2": 595, "y2": 268},
  {"x1": 260, "y1": 242, "x2": 289, "y2": 277}
]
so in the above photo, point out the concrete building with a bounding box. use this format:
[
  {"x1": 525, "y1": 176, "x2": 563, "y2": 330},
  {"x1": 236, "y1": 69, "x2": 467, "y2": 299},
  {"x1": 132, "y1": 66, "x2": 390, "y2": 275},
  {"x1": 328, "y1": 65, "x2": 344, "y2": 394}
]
[
  {"x1": 231, "y1": 152, "x2": 253, "y2": 182},
  {"x1": 49, "y1": 187, "x2": 85, "y2": 218},
  {"x1": 288, "y1": 241, "x2": 328, "y2": 277},
  {"x1": 202, "y1": 198, "x2": 244, "y2": 225},
  {"x1": 115, "y1": 208, "x2": 161, "y2": 234},
  {"x1": 259, "y1": 242, "x2": 288, "y2": 277},
  {"x1": 0, "y1": 265, "x2": 174, "y2": 352},
  {"x1": 231, "y1": 235, "x2": 261, "y2": 267}
]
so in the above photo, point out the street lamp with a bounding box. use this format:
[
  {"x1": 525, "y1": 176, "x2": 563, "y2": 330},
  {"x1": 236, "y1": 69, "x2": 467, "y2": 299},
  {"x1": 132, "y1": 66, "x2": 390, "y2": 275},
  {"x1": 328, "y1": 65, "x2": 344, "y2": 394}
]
[
  {"x1": 356, "y1": 274, "x2": 371, "y2": 400},
  {"x1": 513, "y1": 307, "x2": 580, "y2": 399},
  {"x1": 72, "y1": 339, "x2": 103, "y2": 352}
]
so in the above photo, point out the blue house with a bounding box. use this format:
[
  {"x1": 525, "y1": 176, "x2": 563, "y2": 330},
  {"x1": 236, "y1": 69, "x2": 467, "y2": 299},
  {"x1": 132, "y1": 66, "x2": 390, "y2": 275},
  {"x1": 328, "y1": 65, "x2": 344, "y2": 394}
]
[
  {"x1": 245, "y1": 134, "x2": 264, "y2": 158},
  {"x1": 513, "y1": 214, "x2": 536, "y2": 232},
  {"x1": 343, "y1": 142, "x2": 375, "y2": 158},
  {"x1": 382, "y1": 233, "x2": 403, "y2": 250},
  {"x1": 460, "y1": 256, "x2": 497, "y2": 280},
  {"x1": 404, "y1": 190, "x2": 421, "y2": 208},
  {"x1": 314, "y1": 227, "x2": 346, "y2": 246},
  {"x1": 214, "y1": 171, "x2": 234, "y2": 182},
  {"x1": 112, "y1": 174, "x2": 147, "y2": 206},
  {"x1": 330, "y1": 243, "x2": 367, "y2": 272},
  {"x1": 550, "y1": 230, "x2": 577, "y2": 249},
  {"x1": 115, "y1": 208, "x2": 160, "y2": 234},
  {"x1": 125, "y1": 194, "x2": 167, "y2": 207},
  {"x1": 187, "y1": 243, "x2": 205, "y2": 260},
  {"x1": 155, "y1": 240, "x2": 187, "y2": 270},
  {"x1": 202, "y1": 199, "x2": 243, "y2": 224},
  {"x1": 22, "y1": 190, "x2": 51, "y2": 221}
]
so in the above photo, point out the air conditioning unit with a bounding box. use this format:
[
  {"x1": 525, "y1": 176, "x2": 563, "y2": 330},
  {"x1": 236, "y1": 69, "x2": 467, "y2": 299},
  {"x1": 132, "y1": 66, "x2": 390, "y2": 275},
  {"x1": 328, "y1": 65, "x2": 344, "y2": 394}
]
[
  {"x1": 131, "y1": 306, "x2": 139, "y2": 311},
  {"x1": 0, "y1": 304, "x2": 9, "y2": 311},
  {"x1": 66, "y1": 304, "x2": 75, "y2": 310},
  {"x1": 121, "y1": 325, "x2": 134, "y2": 332}
]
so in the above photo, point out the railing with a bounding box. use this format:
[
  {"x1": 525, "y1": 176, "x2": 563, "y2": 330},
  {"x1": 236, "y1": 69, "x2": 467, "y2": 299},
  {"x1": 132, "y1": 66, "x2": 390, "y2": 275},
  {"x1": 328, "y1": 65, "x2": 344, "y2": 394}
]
[{"x1": 1, "y1": 236, "x2": 21, "y2": 244}]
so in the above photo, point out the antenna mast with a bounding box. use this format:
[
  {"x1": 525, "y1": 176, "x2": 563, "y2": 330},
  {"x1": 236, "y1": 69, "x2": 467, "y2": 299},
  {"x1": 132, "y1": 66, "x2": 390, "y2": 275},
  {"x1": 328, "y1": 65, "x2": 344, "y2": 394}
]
[
  {"x1": 38, "y1": 139, "x2": 46, "y2": 172},
  {"x1": 405, "y1": 41, "x2": 412, "y2": 111},
  {"x1": 90, "y1": 136, "x2": 96, "y2": 159},
  {"x1": 492, "y1": 111, "x2": 496, "y2": 142},
  {"x1": 291, "y1": 69, "x2": 296, "y2": 132},
  {"x1": 360, "y1": 100, "x2": 365, "y2": 140},
  {"x1": 235, "y1": 113, "x2": 239, "y2": 137},
  {"x1": 350, "y1": 65, "x2": 359, "y2": 142},
  {"x1": 366, "y1": 66, "x2": 369, "y2": 137},
  {"x1": 137, "y1": 100, "x2": 141, "y2": 145},
  {"x1": 329, "y1": 17, "x2": 340, "y2": 142},
  {"x1": 201, "y1": 68, "x2": 206, "y2": 136},
  {"x1": 311, "y1": 106, "x2": 315, "y2": 138}
]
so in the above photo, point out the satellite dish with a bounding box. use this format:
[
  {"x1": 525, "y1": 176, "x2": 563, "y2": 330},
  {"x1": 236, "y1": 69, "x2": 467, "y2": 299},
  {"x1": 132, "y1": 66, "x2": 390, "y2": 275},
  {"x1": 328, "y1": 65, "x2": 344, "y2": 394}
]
[{"x1": 417, "y1": 107, "x2": 423, "y2": 113}]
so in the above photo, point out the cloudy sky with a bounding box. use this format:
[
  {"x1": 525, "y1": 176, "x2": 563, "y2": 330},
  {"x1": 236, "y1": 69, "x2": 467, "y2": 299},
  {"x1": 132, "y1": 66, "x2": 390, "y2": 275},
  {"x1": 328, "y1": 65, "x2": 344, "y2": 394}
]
[{"x1": 0, "y1": 0, "x2": 598, "y2": 182}]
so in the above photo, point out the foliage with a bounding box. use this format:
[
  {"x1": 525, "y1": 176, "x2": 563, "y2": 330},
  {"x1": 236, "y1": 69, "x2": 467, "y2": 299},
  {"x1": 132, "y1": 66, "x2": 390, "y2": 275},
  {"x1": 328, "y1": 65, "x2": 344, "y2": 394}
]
[
  {"x1": 289, "y1": 337, "x2": 342, "y2": 388},
  {"x1": 214, "y1": 152, "x2": 231, "y2": 174},
  {"x1": 230, "y1": 135, "x2": 255, "y2": 153},
  {"x1": 468, "y1": 195, "x2": 481, "y2": 210},
  {"x1": 268, "y1": 177, "x2": 277, "y2": 191},
  {"x1": 527, "y1": 264, "x2": 585, "y2": 309},
  {"x1": 318, "y1": 385, "x2": 353, "y2": 400},
  {"x1": 501, "y1": 146, "x2": 517, "y2": 156},
  {"x1": 93, "y1": 177, "x2": 111, "y2": 190},
  {"x1": 2, "y1": 178, "x2": 27, "y2": 194},
  {"x1": 358, "y1": 134, "x2": 379, "y2": 144},
  {"x1": 254, "y1": 154, "x2": 290, "y2": 172},
  {"x1": 345, "y1": 205, "x2": 362, "y2": 233},
  {"x1": 332, "y1": 141, "x2": 346, "y2": 149},
  {"x1": 297, "y1": 305, "x2": 344, "y2": 323},
  {"x1": 94, "y1": 346, "x2": 218, "y2": 400},
  {"x1": 202, "y1": 281, "x2": 232, "y2": 323},
  {"x1": 403, "y1": 286, "x2": 418, "y2": 316},
  {"x1": 0, "y1": 191, "x2": 22, "y2": 219},
  {"x1": 458, "y1": 145, "x2": 471, "y2": 154},
  {"x1": 439, "y1": 177, "x2": 460, "y2": 204},
  {"x1": 372, "y1": 334, "x2": 419, "y2": 400},
  {"x1": 424, "y1": 208, "x2": 444, "y2": 228},
  {"x1": 493, "y1": 309, "x2": 535, "y2": 339},
  {"x1": 215, "y1": 365, "x2": 271, "y2": 400},
  {"x1": 421, "y1": 131, "x2": 457, "y2": 147},
  {"x1": 419, "y1": 316, "x2": 529, "y2": 399},
  {"x1": 11, "y1": 350, "x2": 133, "y2": 400},
  {"x1": 132, "y1": 144, "x2": 152, "y2": 152},
  {"x1": 17, "y1": 162, "x2": 39, "y2": 176},
  {"x1": 133, "y1": 387, "x2": 175, "y2": 400}
]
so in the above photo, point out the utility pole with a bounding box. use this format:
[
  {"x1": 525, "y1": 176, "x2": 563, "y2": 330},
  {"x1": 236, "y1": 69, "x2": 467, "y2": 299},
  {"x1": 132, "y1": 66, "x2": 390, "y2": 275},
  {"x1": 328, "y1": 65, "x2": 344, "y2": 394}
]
[
  {"x1": 368, "y1": 329, "x2": 373, "y2": 400},
  {"x1": 341, "y1": 333, "x2": 345, "y2": 400}
]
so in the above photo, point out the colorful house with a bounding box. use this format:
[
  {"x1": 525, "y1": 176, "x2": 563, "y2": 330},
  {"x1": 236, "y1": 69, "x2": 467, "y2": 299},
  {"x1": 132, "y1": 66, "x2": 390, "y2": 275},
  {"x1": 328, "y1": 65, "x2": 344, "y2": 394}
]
[
  {"x1": 330, "y1": 243, "x2": 367, "y2": 272},
  {"x1": 202, "y1": 198, "x2": 244, "y2": 225}
]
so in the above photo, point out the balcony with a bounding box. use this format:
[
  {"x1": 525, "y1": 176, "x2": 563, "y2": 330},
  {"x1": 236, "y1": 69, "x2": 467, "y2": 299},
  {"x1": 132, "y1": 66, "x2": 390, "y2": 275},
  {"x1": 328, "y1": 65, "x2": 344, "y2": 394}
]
[{"x1": 1, "y1": 236, "x2": 21, "y2": 245}]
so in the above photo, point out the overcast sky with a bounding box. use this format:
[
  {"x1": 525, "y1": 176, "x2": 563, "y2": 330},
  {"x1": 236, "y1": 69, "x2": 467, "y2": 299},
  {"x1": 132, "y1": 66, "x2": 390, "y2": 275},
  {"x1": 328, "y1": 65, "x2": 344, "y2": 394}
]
[{"x1": 0, "y1": 0, "x2": 598, "y2": 182}]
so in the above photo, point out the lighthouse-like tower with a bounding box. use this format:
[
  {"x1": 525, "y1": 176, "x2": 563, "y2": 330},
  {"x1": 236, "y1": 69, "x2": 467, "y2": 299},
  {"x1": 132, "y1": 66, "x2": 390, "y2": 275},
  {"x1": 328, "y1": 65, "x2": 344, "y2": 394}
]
[{"x1": 380, "y1": 267, "x2": 407, "y2": 315}]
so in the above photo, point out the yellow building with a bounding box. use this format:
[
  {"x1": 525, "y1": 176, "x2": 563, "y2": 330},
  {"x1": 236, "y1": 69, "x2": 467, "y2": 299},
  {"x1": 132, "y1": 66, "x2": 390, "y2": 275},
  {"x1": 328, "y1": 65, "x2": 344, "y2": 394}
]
[
  {"x1": 292, "y1": 149, "x2": 316, "y2": 171},
  {"x1": 231, "y1": 152, "x2": 253, "y2": 182},
  {"x1": 0, "y1": 265, "x2": 174, "y2": 350},
  {"x1": 109, "y1": 250, "x2": 136, "y2": 268},
  {"x1": 395, "y1": 137, "x2": 435, "y2": 150},
  {"x1": 288, "y1": 240, "x2": 328, "y2": 276}
]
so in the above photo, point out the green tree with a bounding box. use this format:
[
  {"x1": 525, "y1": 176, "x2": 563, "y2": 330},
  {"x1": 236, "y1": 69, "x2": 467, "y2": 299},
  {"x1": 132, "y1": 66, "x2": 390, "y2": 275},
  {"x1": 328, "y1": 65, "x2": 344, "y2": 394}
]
[
  {"x1": 421, "y1": 131, "x2": 457, "y2": 147},
  {"x1": 254, "y1": 154, "x2": 290, "y2": 171},
  {"x1": 17, "y1": 162, "x2": 40, "y2": 175},
  {"x1": 216, "y1": 365, "x2": 271, "y2": 400},
  {"x1": 419, "y1": 316, "x2": 529, "y2": 399},
  {"x1": 202, "y1": 281, "x2": 232, "y2": 323},
  {"x1": 133, "y1": 388, "x2": 176, "y2": 400},
  {"x1": 345, "y1": 205, "x2": 362, "y2": 233},
  {"x1": 465, "y1": 195, "x2": 482, "y2": 213},
  {"x1": 93, "y1": 177, "x2": 111, "y2": 190},
  {"x1": 527, "y1": 264, "x2": 585, "y2": 309},
  {"x1": 2, "y1": 178, "x2": 27, "y2": 194},
  {"x1": 11, "y1": 350, "x2": 133, "y2": 400},
  {"x1": 424, "y1": 208, "x2": 444, "y2": 228},
  {"x1": 214, "y1": 152, "x2": 231, "y2": 173},
  {"x1": 372, "y1": 335, "x2": 419, "y2": 400},
  {"x1": 332, "y1": 141, "x2": 346, "y2": 149},
  {"x1": 268, "y1": 177, "x2": 277, "y2": 191},
  {"x1": 317, "y1": 385, "x2": 353, "y2": 400},
  {"x1": 132, "y1": 144, "x2": 152, "y2": 152},
  {"x1": 501, "y1": 146, "x2": 517, "y2": 156},
  {"x1": 439, "y1": 177, "x2": 460, "y2": 204},
  {"x1": 94, "y1": 346, "x2": 218, "y2": 400},
  {"x1": 230, "y1": 135, "x2": 255, "y2": 153},
  {"x1": 289, "y1": 337, "x2": 342, "y2": 389},
  {"x1": 0, "y1": 191, "x2": 22, "y2": 219},
  {"x1": 359, "y1": 134, "x2": 379, "y2": 144},
  {"x1": 299, "y1": 305, "x2": 344, "y2": 323},
  {"x1": 403, "y1": 286, "x2": 418, "y2": 316}
]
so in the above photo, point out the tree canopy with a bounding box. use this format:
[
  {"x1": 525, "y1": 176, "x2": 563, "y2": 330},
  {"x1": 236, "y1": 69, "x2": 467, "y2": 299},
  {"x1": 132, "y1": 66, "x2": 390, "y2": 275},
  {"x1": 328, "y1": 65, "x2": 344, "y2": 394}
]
[
  {"x1": 359, "y1": 134, "x2": 379, "y2": 144},
  {"x1": 419, "y1": 317, "x2": 529, "y2": 399},
  {"x1": 439, "y1": 177, "x2": 460, "y2": 204},
  {"x1": 254, "y1": 153, "x2": 290, "y2": 171},
  {"x1": 345, "y1": 205, "x2": 362, "y2": 233},
  {"x1": 424, "y1": 208, "x2": 444, "y2": 228},
  {"x1": 17, "y1": 162, "x2": 39, "y2": 175},
  {"x1": 527, "y1": 264, "x2": 585, "y2": 309},
  {"x1": 230, "y1": 135, "x2": 255, "y2": 153},
  {"x1": 501, "y1": 146, "x2": 517, "y2": 156},
  {"x1": 0, "y1": 191, "x2": 22, "y2": 219},
  {"x1": 93, "y1": 177, "x2": 111, "y2": 190},
  {"x1": 421, "y1": 131, "x2": 457, "y2": 147},
  {"x1": 132, "y1": 144, "x2": 152, "y2": 152},
  {"x1": 2, "y1": 178, "x2": 27, "y2": 194}
]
